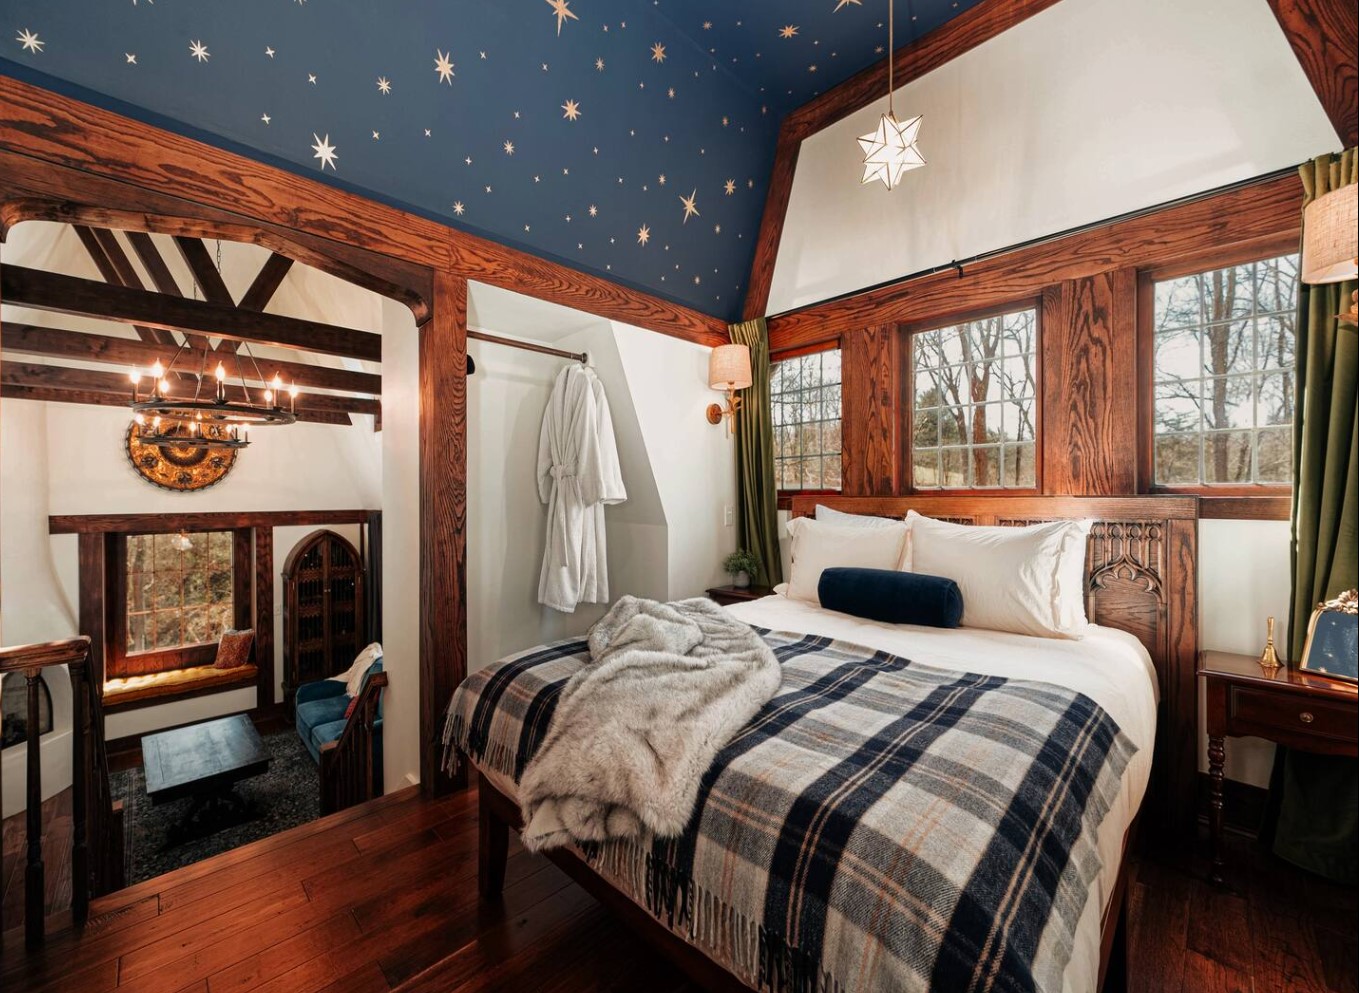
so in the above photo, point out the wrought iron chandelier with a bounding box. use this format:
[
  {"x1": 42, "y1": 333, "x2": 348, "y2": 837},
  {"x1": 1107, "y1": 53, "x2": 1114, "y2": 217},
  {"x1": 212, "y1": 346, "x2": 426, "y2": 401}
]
[
  {"x1": 128, "y1": 346, "x2": 298, "y2": 450},
  {"x1": 857, "y1": 0, "x2": 925, "y2": 190}
]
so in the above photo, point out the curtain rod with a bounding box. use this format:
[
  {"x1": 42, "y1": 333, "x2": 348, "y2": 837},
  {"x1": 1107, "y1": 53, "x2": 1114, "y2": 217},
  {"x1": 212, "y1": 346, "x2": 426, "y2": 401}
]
[
  {"x1": 467, "y1": 328, "x2": 588, "y2": 365},
  {"x1": 766, "y1": 164, "x2": 1304, "y2": 321}
]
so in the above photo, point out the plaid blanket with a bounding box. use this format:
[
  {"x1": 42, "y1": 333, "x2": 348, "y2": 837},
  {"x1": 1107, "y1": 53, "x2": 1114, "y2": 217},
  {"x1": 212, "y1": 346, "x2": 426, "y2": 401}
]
[{"x1": 443, "y1": 628, "x2": 1134, "y2": 993}]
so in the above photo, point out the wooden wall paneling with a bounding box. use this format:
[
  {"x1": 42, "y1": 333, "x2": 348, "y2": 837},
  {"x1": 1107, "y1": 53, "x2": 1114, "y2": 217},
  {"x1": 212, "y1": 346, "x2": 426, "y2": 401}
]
[
  {"x1": 766, "y1": 173, "x2": 1304, "y2": 350},
  {"x1": 741, "y1": 126, "x2": 801, "y2": 321},
  {"x1": 231, "y1": 529, "x2": 253, "y2": 632},
  {"x1": 76, "y1": 533, "x2": 107, "y2": 686},
  {"x1": 1266, "y1": 0, "x2": 1359, "y2": 147},
  {"x1": 1162, "y1": 517, "x2": 1200, "y2": 836},
  {"x1": 840, "y1": 326, "x2": 899, "y2": 496},
  {"x1": 253, "y1": 528, "x2": 275, "y2": 709},
  {"x1": 1041, "y1": 270, "x2": 1138, "y2": 495},
  {"x1": 420, "y1": 272, "x2": 468, "y2": 794}
]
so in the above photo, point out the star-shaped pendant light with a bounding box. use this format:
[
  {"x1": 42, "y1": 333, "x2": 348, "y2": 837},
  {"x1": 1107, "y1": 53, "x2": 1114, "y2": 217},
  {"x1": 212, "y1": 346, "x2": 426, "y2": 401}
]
[{"x1": 857, "y1": 0, "x2": 924, "y2": 191}]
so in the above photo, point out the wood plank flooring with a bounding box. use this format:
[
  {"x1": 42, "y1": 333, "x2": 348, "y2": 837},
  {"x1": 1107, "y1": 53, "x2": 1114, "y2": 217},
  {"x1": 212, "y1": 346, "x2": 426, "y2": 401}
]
[{"x1": 2, "y1": 785, "x2": 1354, "y2": 992}]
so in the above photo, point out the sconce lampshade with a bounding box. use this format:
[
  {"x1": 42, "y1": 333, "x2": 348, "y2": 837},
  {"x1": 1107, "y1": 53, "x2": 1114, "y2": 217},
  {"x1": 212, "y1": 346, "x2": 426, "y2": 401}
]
[
  {"x1": 1301, "y1": 184, "x2": 1358, "y2": 285},
  {"x1": 708, "y1": 344, "x2": 753, "y2": 391}
]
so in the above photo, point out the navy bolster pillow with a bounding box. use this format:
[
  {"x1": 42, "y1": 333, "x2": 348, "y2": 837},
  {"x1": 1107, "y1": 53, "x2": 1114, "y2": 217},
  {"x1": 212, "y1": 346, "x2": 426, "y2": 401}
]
[{"x1": 817, "y1": 568, "x2": 964, "y2": 628}]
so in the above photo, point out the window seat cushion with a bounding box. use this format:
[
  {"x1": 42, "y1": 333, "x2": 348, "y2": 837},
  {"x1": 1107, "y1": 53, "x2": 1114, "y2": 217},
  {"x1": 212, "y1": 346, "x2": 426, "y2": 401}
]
[{"x1": 103, "y1": 663, "x2": 257, "y2": 708}]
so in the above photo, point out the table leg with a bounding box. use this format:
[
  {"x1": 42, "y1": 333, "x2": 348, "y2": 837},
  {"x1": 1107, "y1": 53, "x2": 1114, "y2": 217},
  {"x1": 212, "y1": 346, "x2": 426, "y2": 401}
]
[{"x1": 1208, "y1": 734, "x2": 1226, "y2": 886}]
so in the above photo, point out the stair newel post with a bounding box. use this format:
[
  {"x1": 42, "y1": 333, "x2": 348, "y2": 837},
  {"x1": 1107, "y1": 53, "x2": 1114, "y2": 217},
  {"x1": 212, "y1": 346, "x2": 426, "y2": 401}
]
[
  {"x1": 24, "y1": 667, "x2": 45, "y2": 948},
  {"x1": 70, "y1": 647, "x2": 90, "y2": 926}
]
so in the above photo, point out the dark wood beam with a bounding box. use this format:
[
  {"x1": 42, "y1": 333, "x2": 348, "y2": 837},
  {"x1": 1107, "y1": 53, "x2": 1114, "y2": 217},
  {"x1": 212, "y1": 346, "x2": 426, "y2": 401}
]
[
  {"x1": 0, "y1": 381, "x2": 353, "y2": 426},
  {"x1": 239, "y1": 253, "x2": 294, "y2": 313},
  {"x1": 1, "y1": 362, "x2": 378, "y2": 418},
  {"x1": 173, "y1": 236, "x2": 236, "y2": 306},
  {"x1": 2, "y1": 323, "x2": 381, "y2": 396},
  {"x1": 125, "y1": 231, "x2": 214, "y2": 350},
  {"x1": 742, "y1": 126, "x2": 801, "y2": 321},
  {"x1": 1267, "y1": 0, "x2": 1358, "y2": 146},
  {"x1": 50, "y1": 509, "x2": 375, "y2": 534},
  {"x1": 71, "y1": 225, "x2": 175, "y2": 347},
  {"x1": 1, "y1": 264, "x2": 382, "y2": 361}
]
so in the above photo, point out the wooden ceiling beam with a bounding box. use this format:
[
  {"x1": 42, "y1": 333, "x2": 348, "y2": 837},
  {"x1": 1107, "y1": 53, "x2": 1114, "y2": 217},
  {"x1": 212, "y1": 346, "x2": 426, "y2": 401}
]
[
  {"x1": 125, "y1": 230, "x2": 213, "y2": 350},
  {"x1": 239, "y1": 253, "x2": 294, "y2": 313},
  {"x1": 0, "y1": 381, "x2": 353, "y2": 426},
  {"x1": 3, "y1": 323, "x2": 381, "y2": 396},
  {"x1": 1, "y1": 264, "x2": 383, "y2": 362},
  {"x1": 1, "y1": 362, "x2": 374, "y2": 420},
  {"x1": 1266, "y1": 0, "x2": 1358, "y2": 147},
  {"x1": 173, "y1": 235, "x2": 236, "y2": 306},
  {"x1": 71, "y1": 225, "x2": 177, "y2": 347}
]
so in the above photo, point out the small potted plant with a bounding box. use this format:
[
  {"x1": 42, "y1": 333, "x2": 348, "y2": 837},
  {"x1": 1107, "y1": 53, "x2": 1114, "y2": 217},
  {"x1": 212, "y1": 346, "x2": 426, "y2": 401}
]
[{"x1": 722, "y1": 549, "x2": 761, "y2": 589}]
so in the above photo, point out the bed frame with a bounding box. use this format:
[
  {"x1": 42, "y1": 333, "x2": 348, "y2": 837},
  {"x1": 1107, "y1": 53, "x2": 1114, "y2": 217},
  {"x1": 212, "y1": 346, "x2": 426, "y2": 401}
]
[{"x1": 477, "y1": 493, "x2": 1199, "y2": 992}]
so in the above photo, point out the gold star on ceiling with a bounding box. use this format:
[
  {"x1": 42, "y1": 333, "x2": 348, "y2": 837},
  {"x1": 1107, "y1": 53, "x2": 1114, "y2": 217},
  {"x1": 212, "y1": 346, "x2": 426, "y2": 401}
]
[
  {"x1": 503, "y1": 140, "x2": 515, "y2": 155},
  {"x1": 724, "y1": 179, "x2": 736, "y2": 195},
  {"x1": 453, "y1": 201, "x2": 465, "y2": 216},
  {"x1": 637, "y1": 224, "x2": 651, "y2": 246},
  {"x1": 376, "y1": 76, "x2": 391, "y2": 94},
  {"x1": 650, "y1": 42, "x2": 667, "y2": 63},
  {"x1": 189, "y1": 39, "x2": 210, "y2": 62},
  {"x1": 834, "y1": 0, "x2": 864, "y2": 10},
  {"x1": 679, "y1": 190, "x2": 700, "y2": 223},
  {"x1": 546, "y1": 0, "x2": 578, "y2": 36},
  {"x1": 561, "y1": 99, "x2": 581, "y2": 121},
  {"x1": 434, "y1": 50, "x2": 455, "y2": 84},
  {"x1": 778, "y1": 25, "x2": 799, "y2": 39}
]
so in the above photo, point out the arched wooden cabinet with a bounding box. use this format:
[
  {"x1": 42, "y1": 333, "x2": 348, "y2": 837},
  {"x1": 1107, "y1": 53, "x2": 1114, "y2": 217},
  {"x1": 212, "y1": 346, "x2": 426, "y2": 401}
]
[{"x1": 282, "y1": 529, "x2": 365, "y2": 714}]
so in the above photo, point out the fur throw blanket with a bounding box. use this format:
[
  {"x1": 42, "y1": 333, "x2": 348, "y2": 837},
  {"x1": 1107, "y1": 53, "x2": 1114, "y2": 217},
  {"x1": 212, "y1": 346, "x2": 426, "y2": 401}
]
[{"x1": 518, "y1": 595, "x2": 782, "y2": 851}]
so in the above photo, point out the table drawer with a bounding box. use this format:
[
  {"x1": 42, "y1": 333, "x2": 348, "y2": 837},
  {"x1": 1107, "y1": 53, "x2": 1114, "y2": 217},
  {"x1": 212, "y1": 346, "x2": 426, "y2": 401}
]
[{"x1": 1230, "y1": 686, "x2": 1358, "y2": 745}]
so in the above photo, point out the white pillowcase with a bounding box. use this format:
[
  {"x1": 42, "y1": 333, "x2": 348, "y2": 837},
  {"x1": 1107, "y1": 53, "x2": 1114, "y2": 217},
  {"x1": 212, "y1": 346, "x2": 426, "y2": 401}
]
[
  {"x1": 814, "y1": 505, "x2": 904, "y2": 529},
  {"x1": 904, "y1": 512, "x2": 1092, "y2": 639},
  {"x1": 785, "y1": 517, "x2": 909, "y2": 605}
]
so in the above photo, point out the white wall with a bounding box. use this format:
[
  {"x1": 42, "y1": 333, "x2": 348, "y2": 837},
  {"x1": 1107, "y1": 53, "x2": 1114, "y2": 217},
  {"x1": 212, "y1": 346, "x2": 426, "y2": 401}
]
[{"x1": 767, "y1": 0, "x2": 1339, "y2": 314}]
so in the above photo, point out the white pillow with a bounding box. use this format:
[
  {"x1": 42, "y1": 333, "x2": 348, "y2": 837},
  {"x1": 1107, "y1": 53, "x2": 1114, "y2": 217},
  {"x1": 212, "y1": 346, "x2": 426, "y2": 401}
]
[
  {"x1": 904, "y1": 512, "x2": 1092, "y2": 639},
  {"x1": 785, "y1": 517, "x2": 909, "y2": 605},
  {"x1": 815, "y1": 505, "x2": 904, "y2": 529}
]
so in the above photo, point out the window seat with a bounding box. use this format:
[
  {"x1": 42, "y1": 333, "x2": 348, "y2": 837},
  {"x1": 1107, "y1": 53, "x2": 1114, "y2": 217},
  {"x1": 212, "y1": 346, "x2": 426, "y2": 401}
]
[{"x1": 103, "y1": 664, "x2": 257, "y2": 709}]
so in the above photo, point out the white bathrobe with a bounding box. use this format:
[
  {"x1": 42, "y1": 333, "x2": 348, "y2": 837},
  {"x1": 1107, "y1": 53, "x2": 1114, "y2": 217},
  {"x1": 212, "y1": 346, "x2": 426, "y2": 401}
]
[{"x1": 537, "y1": 365, "x2": 626, "y2": 612}]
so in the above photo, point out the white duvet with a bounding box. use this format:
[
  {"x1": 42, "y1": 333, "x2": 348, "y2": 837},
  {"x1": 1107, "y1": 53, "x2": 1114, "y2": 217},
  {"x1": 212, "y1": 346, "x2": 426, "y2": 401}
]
[{"x1": 724, "y1": 594, "x2": 1158, "y2": 993}]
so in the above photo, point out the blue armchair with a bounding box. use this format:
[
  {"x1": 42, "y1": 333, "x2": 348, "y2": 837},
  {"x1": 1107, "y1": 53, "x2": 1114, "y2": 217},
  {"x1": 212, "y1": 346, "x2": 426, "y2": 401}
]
[{"x1": 295, "y1": 659, "x2": 386, "y2": 813}]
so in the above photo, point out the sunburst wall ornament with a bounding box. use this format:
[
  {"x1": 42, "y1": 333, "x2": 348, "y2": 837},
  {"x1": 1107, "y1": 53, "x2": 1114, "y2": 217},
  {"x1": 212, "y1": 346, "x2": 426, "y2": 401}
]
[
  {"x1": 126, "y1": 422, "x2": 238, "y2": 491},
  {"x1": 857, "y1": 0, "x2": 925, "y2": 190}
]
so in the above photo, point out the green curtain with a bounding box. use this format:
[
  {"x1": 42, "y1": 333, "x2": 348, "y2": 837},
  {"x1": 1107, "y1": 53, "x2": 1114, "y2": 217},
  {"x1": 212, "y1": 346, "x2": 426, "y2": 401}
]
[
  {"x1": 729, "y1": 317, "x2": 784, "y2": 587},
  {"x1": 1274, "y1": 149, "x2": 1358, "y2": 884}
]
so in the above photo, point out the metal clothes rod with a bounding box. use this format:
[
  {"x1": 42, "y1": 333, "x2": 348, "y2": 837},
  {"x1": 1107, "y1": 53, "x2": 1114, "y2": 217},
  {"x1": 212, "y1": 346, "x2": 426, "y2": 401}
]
[{"x1": 467, "y1": 329, "x2": 588, "y2": 365}]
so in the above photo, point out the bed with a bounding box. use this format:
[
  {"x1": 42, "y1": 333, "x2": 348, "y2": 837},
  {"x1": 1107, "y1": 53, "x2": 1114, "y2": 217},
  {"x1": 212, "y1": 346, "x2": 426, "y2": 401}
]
[{"x1": 450, "y1": 495, "x2": 1198, "y2": 993}]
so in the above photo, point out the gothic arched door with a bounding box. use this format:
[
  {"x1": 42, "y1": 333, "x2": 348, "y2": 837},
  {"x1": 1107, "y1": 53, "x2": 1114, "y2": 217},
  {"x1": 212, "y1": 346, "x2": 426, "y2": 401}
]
[{"x1": 282, "y1": 529, "x2": 365, "y2": 713}]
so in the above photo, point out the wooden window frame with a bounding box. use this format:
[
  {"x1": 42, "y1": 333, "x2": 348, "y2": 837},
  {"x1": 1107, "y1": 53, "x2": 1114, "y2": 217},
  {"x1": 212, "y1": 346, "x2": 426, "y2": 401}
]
[
  {"x1": 1136, "y1": 236, "x2": 1299, "y2": 511},
  {"x1": 771, "y1": 338, "x2": 844, "y2": 508},
  {"x1": 106, "y1": 527, "x2": 253, "y2": 680},
  {"x1": 899, "y1": 298, "x2": 1045, "y2": 496}
]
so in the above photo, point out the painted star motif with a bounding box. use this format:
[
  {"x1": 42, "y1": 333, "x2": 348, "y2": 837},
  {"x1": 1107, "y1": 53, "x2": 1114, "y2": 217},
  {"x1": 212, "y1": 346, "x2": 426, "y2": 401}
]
[
  {"x1": 260, "y1": 112, "x2": 271, "y2": 124},
  {"x1": 714, "y1": 224, "x2": 722, "y2": 234},
  {"x1": 834, "y1": 0, "x2": 863, "y2": 10},
  {"x1": 434, "y1": 50, "x2": 455, "y2": 84},
  {"x1": 465, "y1": 156, "x2": 472, "y2": 164},
  {"x1": 667, "y1": 86, "x2": 675, "y2": 99},
  {"x1": 311, "y1": 133, "x2": 338, "y2": 171},
  {"x1": 376, "y1": 76, "x2": 391, "y2": 94},
  {"x1": 424, "y1": 128, "x2": 432, "y2": 136},
  {"x1": 658, "y1": 174, "x2": 667, "y2": 186},
  {"x1": 125, "y1": 53, "x2": 137, "y2": 64},
  {"x1": 679, "y1": 190, "x2": 700, "y2": 223},
  {"x1": 308, "y1": 73, "x2": 317, "y2": 84},
  {"x1": 503, "y1": 140, "x2": 515, "y2": 155},
  {"x1": 371, "y1": 131, "x2": 380, "y2": 140},
  {"x1": 650, "y1": 42, "x2": 666, "y2": 63},
  {"x1": 588, "y1": 205, "x2": 598, "y2": 217},
  {"x1": 14, "y1": 26, "x2": 43, "y2": 53},
  {"x1": 189, "y1": 40, "x2": 210, "y2": 62},
  {"x1": 595, "y1": 57, "x2": 605, "y2": 71},
  {"x1": 265, "y1": 46, "x2": 275, "y2": 57},
  {"x1": 724, "y1": 179, "x2": 736, "y2": 195},
  {"x1": 453, "y1": 201, "x2": 465, "y2": 216},
  {"x1": 778, "y1": 25, "x2": 799, "y2": 39},
  {"x1": 546, "y1": 0, "x2": 578, "y2": 36},
  {"x1": 637, "y1": 225, "x2": 651, "y2": 246},
  {"x1": 561, "y1": 99, "x2": 581, "y2": 121},
  {"x1": 858, "y1": 112, "x2": 925, "y2": 190}
]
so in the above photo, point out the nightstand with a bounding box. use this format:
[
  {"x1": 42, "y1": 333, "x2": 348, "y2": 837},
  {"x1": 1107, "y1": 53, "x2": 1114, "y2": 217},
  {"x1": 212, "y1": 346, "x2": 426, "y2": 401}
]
[
  {"x1": 705, "y1": 584, "x2": 775, "y2": 607},
  {"x1": 1199, "y1": 650, "x2": 1358, "y2": 885}
]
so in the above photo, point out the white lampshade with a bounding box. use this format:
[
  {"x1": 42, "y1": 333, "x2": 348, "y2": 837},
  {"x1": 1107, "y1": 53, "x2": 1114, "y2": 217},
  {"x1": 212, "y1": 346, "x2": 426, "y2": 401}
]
[
  {"x1": 1301, "y1": 184, "x2": 1358, "y2": 285},
  {"x1": 708, "y1": 344, "x2": 752, "y2": 391}
]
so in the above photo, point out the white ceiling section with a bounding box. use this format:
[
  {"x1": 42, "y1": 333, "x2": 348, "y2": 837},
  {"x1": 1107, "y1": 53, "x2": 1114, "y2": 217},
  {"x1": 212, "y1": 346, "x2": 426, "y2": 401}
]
[{"x1": 766, "y1": 0, "x2": 1340, "y2": 315}]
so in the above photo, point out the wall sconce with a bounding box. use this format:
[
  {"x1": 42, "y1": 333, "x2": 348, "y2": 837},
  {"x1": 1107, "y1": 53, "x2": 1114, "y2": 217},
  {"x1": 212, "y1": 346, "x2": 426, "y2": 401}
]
[
  {"x1": 706, "y1": 344, "x2": 753, "y2": 428},
  {"x1": 1301, "y1": 183, "x2": 1358, "y2": 323}
]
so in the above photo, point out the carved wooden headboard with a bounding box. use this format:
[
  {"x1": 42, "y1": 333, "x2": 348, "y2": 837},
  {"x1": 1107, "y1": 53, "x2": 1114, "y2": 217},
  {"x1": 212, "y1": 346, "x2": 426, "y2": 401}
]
[{"x1": 790, "y1": 494, "x2": 1199, "y2": 832}]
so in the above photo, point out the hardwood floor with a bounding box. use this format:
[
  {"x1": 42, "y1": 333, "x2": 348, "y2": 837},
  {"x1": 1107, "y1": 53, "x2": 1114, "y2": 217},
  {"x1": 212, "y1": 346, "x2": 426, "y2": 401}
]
[{"x1": 1, "y1": 785, "x2": 1353, "y2": 992}]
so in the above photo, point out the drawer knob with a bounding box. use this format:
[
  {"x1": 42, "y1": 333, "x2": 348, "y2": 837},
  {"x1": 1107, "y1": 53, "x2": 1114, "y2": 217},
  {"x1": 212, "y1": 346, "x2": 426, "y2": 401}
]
[{"x1": 1299, "y1": 711, "x2": 1315, "y2": 724}]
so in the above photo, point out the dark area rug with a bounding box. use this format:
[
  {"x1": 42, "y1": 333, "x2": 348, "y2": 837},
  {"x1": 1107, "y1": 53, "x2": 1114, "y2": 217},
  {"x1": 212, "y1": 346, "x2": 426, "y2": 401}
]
[{"x1": 112, "y1": 727, "x2": 320, "y2": 885}]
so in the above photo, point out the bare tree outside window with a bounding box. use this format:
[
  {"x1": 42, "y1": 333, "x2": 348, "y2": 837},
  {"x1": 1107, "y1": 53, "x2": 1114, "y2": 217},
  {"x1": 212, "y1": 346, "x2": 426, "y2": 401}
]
[
  {"x1": 125, "y1": 531, "x2": 234, "y2": 654},
  {"x1": 771, "y1": 349, "x2": 842, "y2": 492},
  {"x1": 911, "y1": 308, "x2": 1038, "y2": 489},
  {"x1": 1152, "y1": 254, "x2": 1298, "y2": 486}
]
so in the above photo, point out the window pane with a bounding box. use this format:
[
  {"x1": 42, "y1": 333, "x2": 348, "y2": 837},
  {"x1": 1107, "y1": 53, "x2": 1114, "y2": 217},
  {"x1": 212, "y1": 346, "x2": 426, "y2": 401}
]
[
  {"x1": 1003, "y1": 443, "x2": 1037, "y2": 488},
  {"x1": 1254, "y1": 254, "x2": 1299, "y2": 314},
  {"x1": 125, "y1": 530, "x2": 233, "y2": 655},
  {"x1": 1154, "y1": 276, "x2": 1205, "y2": 331},
  {"x1": 911, "y1": 308, "x2": 1038, "y2": 490},
  {"x1": 771, "y1": 349, "x2": 842, "y2": 492},
  {"x1": 1155, "y1": 325, "x2": 1200, "y2": 381},
  {"x1": 1200, "y1": 321, "x2": 1254, "y2": 378},
  {"x1": 1203, "y1": 376, "x2": 1254, "y2": 431},
  {"x1": 1256, "y1": 315, "x2": 1295, "y2": 371},
  {"x1": 1257, "y1": 428, "x2": 1292, "y2": 483},
  {"x1": 1205, "y1": 430, "x2": 1254, "y2": 483},
  {"x1": 1154, "y1": 381, "x2": 1201, "y2": 434},
  {"x1": 1156, "y1": 435, "x2": 1202, "y2": 486}
]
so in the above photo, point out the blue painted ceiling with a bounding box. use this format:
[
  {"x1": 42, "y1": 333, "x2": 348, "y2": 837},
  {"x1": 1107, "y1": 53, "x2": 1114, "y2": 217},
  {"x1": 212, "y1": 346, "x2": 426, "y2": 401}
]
[{"x1": 1, "y1": 1, "x2": 983, "y2": 321}]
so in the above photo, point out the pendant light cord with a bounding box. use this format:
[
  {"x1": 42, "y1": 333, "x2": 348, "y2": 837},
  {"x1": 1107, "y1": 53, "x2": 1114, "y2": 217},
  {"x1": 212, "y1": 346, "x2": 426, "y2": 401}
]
[{"x1": 887, "y1": 0, "x2": 894, "y2": 118}]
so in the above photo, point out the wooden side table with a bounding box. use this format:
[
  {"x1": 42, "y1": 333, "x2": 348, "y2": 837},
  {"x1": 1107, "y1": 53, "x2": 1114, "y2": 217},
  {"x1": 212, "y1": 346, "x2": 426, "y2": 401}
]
[
  {"x1": 1199, "y1": 650, "x2": 1358, "y2": 885},
  {"x1": 705, "y1": 584, "x2": 775, "y2": 607}
]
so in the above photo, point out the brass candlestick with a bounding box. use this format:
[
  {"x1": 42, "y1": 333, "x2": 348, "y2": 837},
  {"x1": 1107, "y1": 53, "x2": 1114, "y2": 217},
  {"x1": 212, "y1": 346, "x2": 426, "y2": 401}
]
[{"x1": 1259, "y1": 616, "x2": 1282, "y2": 671}]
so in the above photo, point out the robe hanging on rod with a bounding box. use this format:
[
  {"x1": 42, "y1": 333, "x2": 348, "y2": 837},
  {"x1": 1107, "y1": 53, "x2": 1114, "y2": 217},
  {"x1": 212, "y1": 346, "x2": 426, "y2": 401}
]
[{"x1": 466, "y1": 329, "x2": 589, "y2": 375}]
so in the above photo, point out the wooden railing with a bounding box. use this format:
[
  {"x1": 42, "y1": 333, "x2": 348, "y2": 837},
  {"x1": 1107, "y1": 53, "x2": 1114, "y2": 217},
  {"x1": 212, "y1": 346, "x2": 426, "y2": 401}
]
[
  {"x1": 318, "y1": 671, "x2": 387, "y2": 815},
  {"x1": 0, "y1": 637, "x2": 123, "y2": 947}
]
